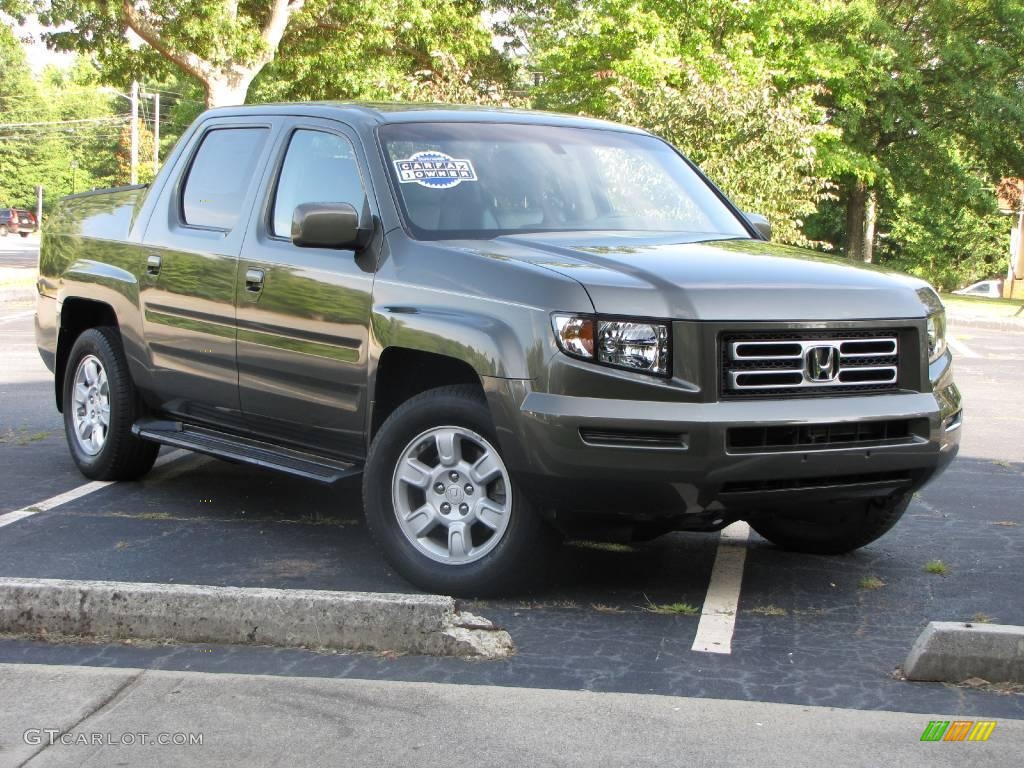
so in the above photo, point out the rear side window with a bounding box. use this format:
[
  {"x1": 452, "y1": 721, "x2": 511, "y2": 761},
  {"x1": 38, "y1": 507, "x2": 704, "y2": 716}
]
[
  {"x1": 272, "y1": 130, "x2": 366, "y2": 238},
  {"x1": 182, "y1": 127, "x2": 269, "y2": 230}
]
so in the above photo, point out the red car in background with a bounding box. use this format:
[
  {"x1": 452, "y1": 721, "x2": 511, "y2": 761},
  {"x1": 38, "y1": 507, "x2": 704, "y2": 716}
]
[{"x1": 0, "y1": 208, "x2": 37, "y2": 237}]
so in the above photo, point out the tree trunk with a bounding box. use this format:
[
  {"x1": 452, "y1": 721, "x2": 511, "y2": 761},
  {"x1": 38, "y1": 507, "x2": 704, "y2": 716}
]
[
  {"x1": 846, "y1": 180, "x2": 867, "y2": 261},
  {"x1": 203, "y1": 69, "x2": 258, "y2": 108},
  {"x1": 862, "y1": 189, "x2": 877, "y2": 264}
]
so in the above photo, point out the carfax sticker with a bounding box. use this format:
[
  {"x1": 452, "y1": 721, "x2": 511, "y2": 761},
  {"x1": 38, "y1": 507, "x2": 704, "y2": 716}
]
[{"x1": 394, "y1": 151, "x2": 477, "y2": 189}]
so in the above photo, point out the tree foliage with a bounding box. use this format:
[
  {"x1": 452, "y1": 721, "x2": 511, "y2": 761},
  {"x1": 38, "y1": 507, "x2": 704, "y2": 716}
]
[
  {"x1": 4, "y1": 0, "x2": 1024, "y2": 289},
  {"x1": 36, "y1": 0, "x2": 507, "y2": 106},
  {"x1": 491, "y1": 0, "x2": 1024, "y2": 288},
  {"x1": 609, "y1": 58, "x2": 832, "y2": 246}
]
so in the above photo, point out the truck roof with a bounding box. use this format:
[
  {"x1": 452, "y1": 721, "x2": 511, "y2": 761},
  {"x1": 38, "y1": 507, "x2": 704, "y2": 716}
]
[{"x1": 198, "y1": 102, "x2": 649, "y2": 135}]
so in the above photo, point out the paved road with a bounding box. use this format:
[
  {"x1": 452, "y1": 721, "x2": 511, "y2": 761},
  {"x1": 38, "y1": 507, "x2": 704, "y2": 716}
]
[
  {"x1": 0, "y1": 233, "x2": 40, "y2": 269},
  {"x1": 0, "y1": 240, "x2": 1021, "y2": 728}
]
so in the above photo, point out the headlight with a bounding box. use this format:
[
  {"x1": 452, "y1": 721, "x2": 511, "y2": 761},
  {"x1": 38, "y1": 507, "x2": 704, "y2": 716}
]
[
  {"x1": 917, "y1": 287, "x2": 947, "y2": 363},
  {"x1": 553, "y1": 314, "x2": 670, "y2": 376},
  {"x1": 927, "y1": 310, "x2": 947, "y2": 362}
]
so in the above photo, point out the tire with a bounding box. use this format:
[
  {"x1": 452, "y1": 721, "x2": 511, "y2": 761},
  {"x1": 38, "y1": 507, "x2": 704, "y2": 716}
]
[
  {"x1": 62, "y1": 326, "x2": 159, "y2": 481},
  {"x1": 363, "y1": 384, "x2": 557, "y2": 597},
  {"x1": 749, "y1": 493, "x2": 912, "y2": 555},
  {"x1": 0, "y1": 224, "x2": 8, "y2": 236},
  {"x1": 19, "y1": 232, "x2": 29, "y2": 238}
]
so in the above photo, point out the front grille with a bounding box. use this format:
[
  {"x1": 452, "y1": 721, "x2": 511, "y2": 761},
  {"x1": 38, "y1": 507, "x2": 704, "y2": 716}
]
[
  {"x1": 726, "y1": 418, "x2": 927, "y2": 453},
  {"x1": 721, "y1": 329, "x2": 901, "y2": 398}
]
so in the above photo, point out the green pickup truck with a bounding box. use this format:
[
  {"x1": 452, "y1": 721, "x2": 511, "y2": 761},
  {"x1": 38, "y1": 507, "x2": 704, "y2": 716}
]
[{"x1": 35, "y1": 104, "x2": 961, "y2": 595}]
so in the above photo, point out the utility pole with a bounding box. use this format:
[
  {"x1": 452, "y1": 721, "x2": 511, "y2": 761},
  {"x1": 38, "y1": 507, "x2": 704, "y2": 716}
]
[
  {"x1": 152, "y1": 91, "x2": 160, "y2": 178},
  {"x1": 130, "y1": 80, "x2": 139, "y2": 186}
]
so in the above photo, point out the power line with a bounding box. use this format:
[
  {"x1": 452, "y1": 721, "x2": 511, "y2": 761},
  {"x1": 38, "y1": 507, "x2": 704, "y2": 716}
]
[{"x1": 0, "y1": 116, "x2": 129, "y2": 129}]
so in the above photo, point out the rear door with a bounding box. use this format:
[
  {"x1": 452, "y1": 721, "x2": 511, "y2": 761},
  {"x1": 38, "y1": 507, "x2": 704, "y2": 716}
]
[
  {"x1": 140, "y1": 117, "x2": 276, "y2": 428},
  {"x1": 235, "y1": 119, "x2": 377, "y2": 457}
]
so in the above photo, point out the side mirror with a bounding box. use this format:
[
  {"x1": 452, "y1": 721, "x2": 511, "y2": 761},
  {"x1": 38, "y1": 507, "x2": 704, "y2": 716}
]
[
  {"x1": 291, "y1": 202, "x2": 370, "y2": 249},
  {"x1": 744, "y1": 212, "x2": 772, "y2": 241}
]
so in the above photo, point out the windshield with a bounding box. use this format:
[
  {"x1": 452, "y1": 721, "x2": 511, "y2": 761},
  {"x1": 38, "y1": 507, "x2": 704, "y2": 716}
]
[{"x1": 379, "y1": 122, "x2": 749, "y2": 241}]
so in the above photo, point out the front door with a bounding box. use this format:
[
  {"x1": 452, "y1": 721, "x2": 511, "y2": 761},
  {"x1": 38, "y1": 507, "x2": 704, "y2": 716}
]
[
  {"x1": 140, "y1": 119, "x2": 275, "y2": 428},
  {"x1": 235, "y1": 122, "x2": 376, "y2": 458}
]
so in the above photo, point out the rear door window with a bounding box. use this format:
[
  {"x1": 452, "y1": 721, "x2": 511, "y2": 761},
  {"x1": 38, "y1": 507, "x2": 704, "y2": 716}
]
[{"x1": 182, "y1": 128, "x2": 269, "y2": 230}]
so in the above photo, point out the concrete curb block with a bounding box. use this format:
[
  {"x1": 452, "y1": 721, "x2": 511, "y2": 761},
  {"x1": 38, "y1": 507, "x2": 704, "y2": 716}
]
[
  {"x1": 904, "y1": 621, "x2": 1024, "y2": 683},
  {"x1": 0, "y1": 577, "x2": 514, "y2": 659}
]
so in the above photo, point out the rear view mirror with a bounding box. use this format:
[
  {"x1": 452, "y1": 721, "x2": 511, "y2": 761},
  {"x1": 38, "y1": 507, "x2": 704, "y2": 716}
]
[
  {"x1": 291, "y1": 202, "x2": 370, "y2": 249},
  {"x1": 744, "y1": 212, "x2": 772, "y2": 241}
]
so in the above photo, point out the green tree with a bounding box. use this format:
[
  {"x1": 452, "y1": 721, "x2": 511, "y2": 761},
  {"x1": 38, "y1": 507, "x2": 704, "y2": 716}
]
[
  {"x1": 811, "y1": 0, "x2": 1024, "y2": 264},
  {"x1": 39, "y1": 0, "x2": 309, "y2": 107},
  {"x1": 251, "y1": 0, "x2": 510, "y2": 102},
  {"x1": 0, "y1": 24, "x2": 48, "y2": 207},
  {"x1": 493, "y1": 0, "x2": 838, "y2": 245},
  {"x1": 37, "y1": 0, "x2": 510, "y2": 107},
  {"x1": 493, "y1": 0, "x2": 1024, "y2": 284},
  {"x1": 113, "y1": 119, "x2": 155, "y2": 185},
  {"x1": 609, "y1": 59, "x2": 832, "y2": 245}
]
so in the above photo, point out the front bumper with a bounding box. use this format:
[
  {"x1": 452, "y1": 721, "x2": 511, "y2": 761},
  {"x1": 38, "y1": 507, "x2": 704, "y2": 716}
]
[{"x1": 486, "y1": 364, "x2": 961, "y2": 526}]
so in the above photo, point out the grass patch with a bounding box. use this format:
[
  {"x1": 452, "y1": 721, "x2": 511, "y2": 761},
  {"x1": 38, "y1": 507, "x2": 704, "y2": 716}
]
[
  {"x1": 641, "y1": 595, "x2": 700, "y2": 616},
  {"x1": 991, "y1": 460, "x2": 1013, "y2": 469},
  {"x1": 516, "y1": 599, "x2": 579, "y2": 610},
  {"x1": 114, "y1": 540, "x2": 130, "y2": 551},
  {"x1": 858, "y1": 575, "x2": 886, "y2": 590},
  {"x1": 923, "y1": 559, "x2": 949, "y2": 576},
  {"x1": 943, "y1": 293, "x2": 1024, "y2": 308},
  {"x1": 749, "y1": 605, "x2": 787, "y2": 616},
  {"x1": 294, "y1": 514, "x2": 359, "y2": 527},
  {"x1": 972, "y1": 612, "x2": 996, "y2": 624},
  {"x1": 0, "y1": 427, "x2": 51, "y2": 446},
  {"x1": 566, "y1": 540, "x2": 636, "y2": 553},
  {"x1": 590, "y1": 603, "x2": 626, "y2": 614}
]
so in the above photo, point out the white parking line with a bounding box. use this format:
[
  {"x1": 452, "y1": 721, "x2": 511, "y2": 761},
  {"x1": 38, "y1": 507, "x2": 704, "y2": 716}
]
[
  {"x1": 691, "y1": 521, "x2": 750, "y2": 654},
  {"x1": 0, "y1": 448, "x2": 192, "y2": 529},
  {"x1": 947, "y1": 335, "x2": 980, "y2": 358},
  {"x1": 0, "y1": 309, "x2": 35, "y2": 325}
]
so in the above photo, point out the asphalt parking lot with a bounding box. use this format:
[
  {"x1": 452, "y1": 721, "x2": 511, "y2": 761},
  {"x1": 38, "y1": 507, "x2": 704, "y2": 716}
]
[{"x1": 0, "y1": 235, "x2": 1021, "y2": 720}]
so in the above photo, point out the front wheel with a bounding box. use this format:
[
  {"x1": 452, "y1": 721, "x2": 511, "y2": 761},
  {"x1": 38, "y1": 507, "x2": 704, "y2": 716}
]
[
  {"x1": 19, "y1": 231, "x2": 29, "y2": 238},
  {"x1": 749, "y1": 493, "x2": 912, "y2": 555},
  {"x1": 363, "y1": 385, "x2": 556, "y2": 596}
]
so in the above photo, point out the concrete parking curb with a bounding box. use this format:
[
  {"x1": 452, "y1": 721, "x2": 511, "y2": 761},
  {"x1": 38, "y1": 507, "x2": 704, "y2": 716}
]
[
  {"x1": 0, "y1": 577, "x2": 514, "y2": 659},
  {"x1": 903, "y1": 621, "x2": 1024, "y2": 683}
]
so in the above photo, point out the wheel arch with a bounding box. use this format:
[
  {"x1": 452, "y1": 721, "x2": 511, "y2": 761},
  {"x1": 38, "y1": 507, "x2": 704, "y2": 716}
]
[
  {"x1": 369, "y1": 347, "x2": 483, "y2": 440},
  {"x1": 54, "y1": 297, "x2": 119, "y2": 412}
]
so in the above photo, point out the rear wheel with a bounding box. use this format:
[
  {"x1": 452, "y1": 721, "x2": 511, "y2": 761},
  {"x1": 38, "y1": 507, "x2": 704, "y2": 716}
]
[
  {"x1": 749, "y1": 493, "x2": 912, "y2": 555},
  {"x1": 62, "y1": 327, "x2": 159, "y2": 480},
  {"x1": 363, "y1": 385, "x2": 556, "y2": 596},
  {"x1": 0, "y1": 224, "x2": 8, "y2": 236}
]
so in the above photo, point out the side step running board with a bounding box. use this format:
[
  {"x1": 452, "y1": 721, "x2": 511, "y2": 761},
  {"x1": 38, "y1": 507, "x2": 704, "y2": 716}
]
[{"x1": 132, "y1": 419, "x2": 363, "y2": 484}]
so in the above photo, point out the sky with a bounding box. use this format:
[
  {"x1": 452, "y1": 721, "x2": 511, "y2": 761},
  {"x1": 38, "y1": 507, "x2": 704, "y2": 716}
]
[{"x1": 16, "y1": 15, "x2": 76, "y2": 73}]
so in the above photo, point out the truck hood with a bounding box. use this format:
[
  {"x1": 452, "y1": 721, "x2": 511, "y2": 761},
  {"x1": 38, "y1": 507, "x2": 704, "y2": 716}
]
[{"x1": 451, "y1": 232, "x2": 932, "y2": 321}]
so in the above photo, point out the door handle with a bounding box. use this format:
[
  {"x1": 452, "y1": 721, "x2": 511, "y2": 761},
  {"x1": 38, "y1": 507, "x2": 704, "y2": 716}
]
[
  {"x1": 146, "y1": 254, "x2": 162, "y2": 276},
  {"x1": 245, "y1": 268, "x2": 265, "y2": 293}
]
